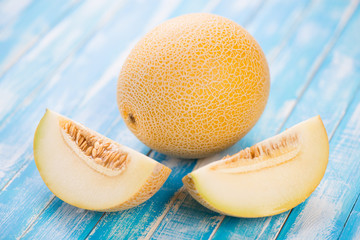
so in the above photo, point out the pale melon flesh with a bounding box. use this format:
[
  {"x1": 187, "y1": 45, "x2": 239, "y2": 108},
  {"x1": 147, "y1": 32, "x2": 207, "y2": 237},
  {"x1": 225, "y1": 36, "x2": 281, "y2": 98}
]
[
  {"x1": 34, "y1": 109, "x2": 171, "y2": 211},
  {"x1": 183, "y1": 116, "x2": 329, "y2": 218}
]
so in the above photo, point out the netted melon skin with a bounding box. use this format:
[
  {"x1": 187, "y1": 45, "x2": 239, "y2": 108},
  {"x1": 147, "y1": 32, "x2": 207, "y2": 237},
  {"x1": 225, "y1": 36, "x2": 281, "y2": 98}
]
[{"x1": 117, "y1": 13, "x2": 270, "y2": 159}]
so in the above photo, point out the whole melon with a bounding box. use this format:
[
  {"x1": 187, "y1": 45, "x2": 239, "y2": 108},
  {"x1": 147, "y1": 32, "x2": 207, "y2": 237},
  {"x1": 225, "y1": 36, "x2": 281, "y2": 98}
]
[{"x1": 117, "y1": 13, "x2": 270, "y2": 159}]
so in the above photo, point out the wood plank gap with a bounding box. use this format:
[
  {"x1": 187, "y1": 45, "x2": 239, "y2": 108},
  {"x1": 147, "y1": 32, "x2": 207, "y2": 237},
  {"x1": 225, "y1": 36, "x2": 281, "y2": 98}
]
[
  {"x1": 277, "y1": 0, "x2": 360, "y2": 134},
  {"x1": 84, "y1": 213, "x2": 106, "y2": 240},
  {"x1": 209, "y1": 215, "x2": 225, "y2": 240},
  {"x1": 18, "y1": 196, "x2": 56, "y2": 239},
  {"x1": 274, "y1": 210, "x2": 292, "y2": 240},
  {"x1": 338, "y1": 193, "x2": 360, "y2": 240},
  {"x1": 0, "y1": 0, "x2": 83, "y2": 79},
  {"x1": 143, "y1": 187, "x2": 187, "y2": 240},
  {"x1": 0, "y1": 0, "x2": 127, "y2": 128},
  {"x1": 146, "y1": 149, "x2": 153, "y2": 157}
]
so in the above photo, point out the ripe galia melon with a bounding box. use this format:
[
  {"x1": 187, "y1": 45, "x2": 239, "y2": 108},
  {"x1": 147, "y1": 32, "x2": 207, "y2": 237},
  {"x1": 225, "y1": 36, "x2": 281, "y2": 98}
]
[{"x1": 117, "y1": 13, "x2": 270, "y2": 158}]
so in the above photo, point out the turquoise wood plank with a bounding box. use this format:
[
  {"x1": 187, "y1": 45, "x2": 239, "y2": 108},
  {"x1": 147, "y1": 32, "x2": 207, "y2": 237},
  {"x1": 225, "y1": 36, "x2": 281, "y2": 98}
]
[
  {"x1": 0, "y1": 1, "x2": 163, "y2": 238},
  {"x1": 246, "y1": 0, "x2": 312, "y2": 58},
  {"x1": 0, "y1": 0, "x2": 124, "y2": 127},
  {"x1": 339, "y1": 196, "x2": 360, "y2": 240},
  {"x1": 203, "y1": 0, "x2": 264, "y2": 26},
  {"x1": 150, "y1": 0, "x2": 357, "y2": 239},
  {"x1": 0, "y1": 0, "x2": 82, "y2": 77},
  {"x1": 0, "y1": 0, "x2": 134, "y2": 189},
  {"x1": 275, "y1": 6, "x2": 360, "y2": 239}
]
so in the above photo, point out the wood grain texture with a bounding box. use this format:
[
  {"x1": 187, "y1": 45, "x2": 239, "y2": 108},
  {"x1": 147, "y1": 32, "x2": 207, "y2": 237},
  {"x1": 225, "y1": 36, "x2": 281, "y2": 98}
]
[
  {"x1": 0, "y1": 0, "x2": 155, "y2": 238},
  {"x1": 0, "y1": 0, "x2": 82, "y2": 77},
  {"x1": 0, "y1": 0, "x2": 359, "y2": 239},
  {"x1": 0, "y1": 0, "x2": 124, "y2": 127},
  {"x1": 247, "y1": 0, "x2": 312, "y2": 60},
  {"x1": 0, "y1": 0, "x2": 137, "y2": 189}
]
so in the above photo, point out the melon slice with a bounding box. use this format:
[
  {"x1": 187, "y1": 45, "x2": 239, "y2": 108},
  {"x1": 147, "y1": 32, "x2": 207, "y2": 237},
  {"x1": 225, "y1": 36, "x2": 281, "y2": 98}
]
[
  {"x1": 183, "y1": 116, "x2": 329, "y2": 218},
  {"x1": 33, "y1": 109, "x2": 171, "y2": 211}
]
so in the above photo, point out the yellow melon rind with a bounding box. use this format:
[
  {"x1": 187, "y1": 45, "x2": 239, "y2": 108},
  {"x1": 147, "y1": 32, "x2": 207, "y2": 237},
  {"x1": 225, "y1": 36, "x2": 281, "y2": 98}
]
[
  {"x1": 182, "y1": 175, "x2": 227, "y2": 215},
  {"x1": 103, "y1": 164, "x2": 171, "y2": 211}
]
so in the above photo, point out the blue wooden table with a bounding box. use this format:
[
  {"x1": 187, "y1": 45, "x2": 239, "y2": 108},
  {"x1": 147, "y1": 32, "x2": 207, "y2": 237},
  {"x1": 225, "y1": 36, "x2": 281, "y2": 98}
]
[{"x1": 1, "y1": 0, "x2": 360, "y2": 239}]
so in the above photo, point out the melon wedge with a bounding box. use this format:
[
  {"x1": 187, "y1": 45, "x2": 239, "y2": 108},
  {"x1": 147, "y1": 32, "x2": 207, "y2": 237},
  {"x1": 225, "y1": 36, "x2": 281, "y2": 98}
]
[
  {"x1": 183, "y1": 116, "x2": 329, "y2": 218},
  {"x1": 34, "y1": 109, "x2": 171, "y2": 211}
]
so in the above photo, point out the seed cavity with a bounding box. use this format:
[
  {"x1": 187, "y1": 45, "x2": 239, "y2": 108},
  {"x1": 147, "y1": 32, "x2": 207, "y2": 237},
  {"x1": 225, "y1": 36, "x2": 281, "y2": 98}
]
[
  {"x1": 59, "y1": 119, "x2": 129, "y2": 176},
  {"x1": 211, "y1": 134, "x2": 300, "y2": 174}
]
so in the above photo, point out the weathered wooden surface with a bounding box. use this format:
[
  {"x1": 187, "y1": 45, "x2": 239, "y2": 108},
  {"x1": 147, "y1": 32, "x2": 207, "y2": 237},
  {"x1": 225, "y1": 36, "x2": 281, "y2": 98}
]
[{"x1": 0, "y1": 0, "x2": 359, "y2": 239}]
